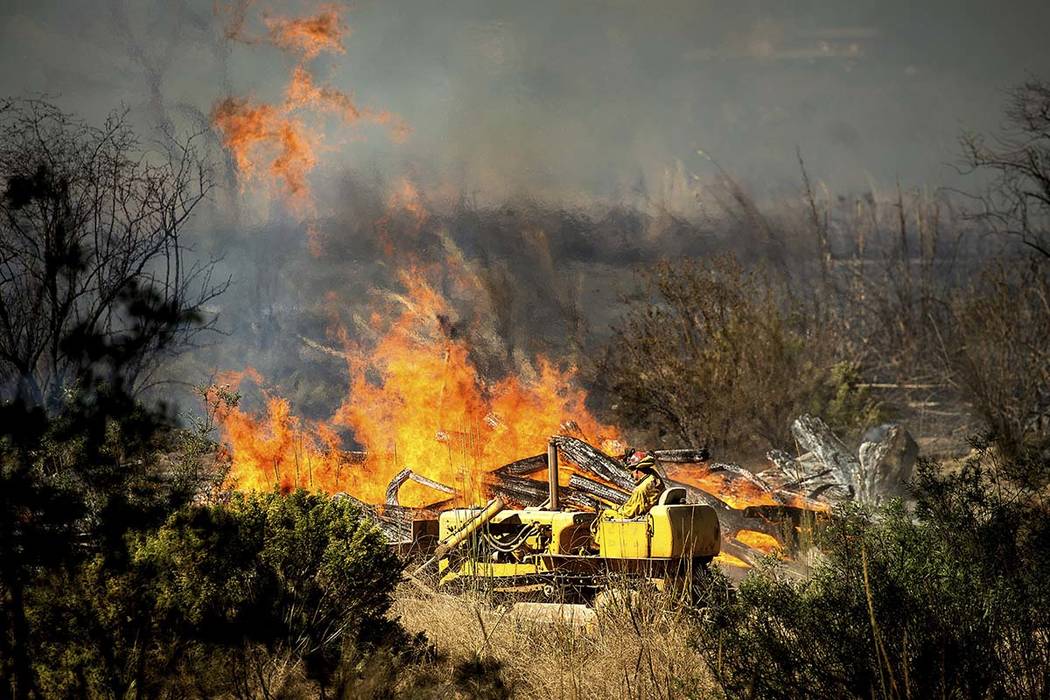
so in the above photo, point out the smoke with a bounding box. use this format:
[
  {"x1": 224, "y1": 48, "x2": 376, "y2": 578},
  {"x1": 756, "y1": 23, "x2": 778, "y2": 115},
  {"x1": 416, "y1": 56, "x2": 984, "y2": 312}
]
[{"x1": 8, "y1": 0, "x2": 1040, "y2": 423}]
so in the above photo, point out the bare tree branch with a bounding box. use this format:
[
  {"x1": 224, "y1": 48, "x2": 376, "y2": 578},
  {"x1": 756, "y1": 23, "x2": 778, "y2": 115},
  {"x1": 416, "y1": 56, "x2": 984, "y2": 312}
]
[{"x1": 0, "y1": 99, "x2": 228, "y2": 408}]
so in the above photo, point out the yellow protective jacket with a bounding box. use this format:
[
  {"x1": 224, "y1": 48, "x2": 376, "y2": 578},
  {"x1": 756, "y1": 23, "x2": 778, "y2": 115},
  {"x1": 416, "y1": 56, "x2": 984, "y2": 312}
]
[{"x1": 614, "y1": 473, "x2": 664, "y2": 519}]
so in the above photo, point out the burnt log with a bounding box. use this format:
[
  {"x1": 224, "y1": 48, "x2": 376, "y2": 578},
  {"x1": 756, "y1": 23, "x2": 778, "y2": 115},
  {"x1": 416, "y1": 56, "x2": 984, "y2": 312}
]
[
  {"x1": 568, "y1": 474, "x2": 629, "y2": 506},
  {"x1": 652, "y1": 448, "x2": 710, "y2": 463},
  {"x1": 335, "y1": 492, "x2": 413, "y2": 542},
  {"x1": 762, "y1": 449, "x2": 803, "y2": 482},
  {"x1": 385, "y1": 468, "x2": 456, "y2": 506},
  {"x1": 551, "y1": 436, "x2": 633, "y2": 490},
  {"x1": 559, "y1": 420, "x2": 586, "y2": 439},
  {"x1": 791, "y1": 414, "x2": 858, "y2": 494},
  {"x1": 385, "y1": 469, "x2": 412, "y2": 505},
  {"x1": 486, "y1": 474, "x2": 548, "y2": 507},
  {"x1": 706, "y1": 462, "x2": 782, "y2": 503},
  {"x1": 719, "y1": 538, "x2": 768, "y2": 569},
  {"x1": 767, "y1": 416, "x2": 918, "y2": 504},
  {"x1": 486, "y1": 473, "x2": 593, "y2": 510},
  {"x1": 492, "y1": 453, "x2": 548, "y2": 477},
  {"x1": 377, "y1": 504, "x2": 442, "y2": 543},
  {"x1": 856, "y1": 424, "x2": 918, "y2": 504},
  {"x1": 333, "y1": 491, "x2": 377, "y2": 519}
]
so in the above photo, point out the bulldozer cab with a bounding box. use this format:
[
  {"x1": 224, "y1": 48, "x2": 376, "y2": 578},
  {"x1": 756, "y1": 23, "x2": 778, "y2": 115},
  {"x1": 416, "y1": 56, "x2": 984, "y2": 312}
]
[{"x1": 596, "y1": 487, "x2": 719, "y2": 560}]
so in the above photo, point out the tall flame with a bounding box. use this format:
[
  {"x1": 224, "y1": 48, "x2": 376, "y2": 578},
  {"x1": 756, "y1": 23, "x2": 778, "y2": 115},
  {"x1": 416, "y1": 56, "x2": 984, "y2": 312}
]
[{"x1": 217, "y1": 269, "x2": 619, "y2": 506}]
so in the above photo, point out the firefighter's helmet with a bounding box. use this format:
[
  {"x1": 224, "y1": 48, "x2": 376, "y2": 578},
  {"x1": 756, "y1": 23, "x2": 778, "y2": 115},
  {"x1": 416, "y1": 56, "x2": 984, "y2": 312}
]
[{"x1": 623, "y1": 449, "x2": 657, "y2": 473}]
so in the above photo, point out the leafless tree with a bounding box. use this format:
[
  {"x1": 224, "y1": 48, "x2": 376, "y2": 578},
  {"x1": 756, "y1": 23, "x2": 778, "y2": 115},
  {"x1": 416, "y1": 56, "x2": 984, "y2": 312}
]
[
  {"x1": 960, "y1": 79, "x2": 1050, "y2": 258},
  {"x1": 0, "y1": 99, "x2": 228, "y2": 408}
]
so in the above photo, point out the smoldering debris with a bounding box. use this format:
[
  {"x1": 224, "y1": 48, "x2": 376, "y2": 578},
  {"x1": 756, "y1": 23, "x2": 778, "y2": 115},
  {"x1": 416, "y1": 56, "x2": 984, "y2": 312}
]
[
  {"x1": 345, "y1": 416, "x2": 918, "y2": 578},
  {"x1": 761, "y1": 414, "x2": 918, "y2": 504}
]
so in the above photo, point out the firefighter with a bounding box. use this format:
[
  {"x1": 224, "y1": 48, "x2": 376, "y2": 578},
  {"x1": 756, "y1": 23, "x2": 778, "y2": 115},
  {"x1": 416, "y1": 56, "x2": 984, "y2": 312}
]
[
  {"x1": 610, "y1": 450, "x2": 664, "y2": 519},
  {"x1": 592, "y1": 450, "x2": 664, "y2": 547}
]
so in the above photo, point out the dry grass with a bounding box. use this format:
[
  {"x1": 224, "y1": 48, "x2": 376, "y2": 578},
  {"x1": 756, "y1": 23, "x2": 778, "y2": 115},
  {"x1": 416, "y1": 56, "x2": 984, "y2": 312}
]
[{"x1": 390, "y1": 582, "x2": 715, "y2": 699}]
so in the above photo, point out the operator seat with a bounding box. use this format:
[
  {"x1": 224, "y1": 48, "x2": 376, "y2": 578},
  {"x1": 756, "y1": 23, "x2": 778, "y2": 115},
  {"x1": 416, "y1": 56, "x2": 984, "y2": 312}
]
[{"x1": 658, "y1": 487, "x2": 687, "y2": 506}]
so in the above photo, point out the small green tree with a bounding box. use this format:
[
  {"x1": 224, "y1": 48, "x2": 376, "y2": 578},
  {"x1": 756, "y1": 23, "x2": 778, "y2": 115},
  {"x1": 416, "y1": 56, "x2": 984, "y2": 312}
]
[
  {"x1": 29, "y1": 490, "x2": 408, "y2": 698},
  {"x1": 694, "y1": 441, "x2": 1050, "y2": 699}
]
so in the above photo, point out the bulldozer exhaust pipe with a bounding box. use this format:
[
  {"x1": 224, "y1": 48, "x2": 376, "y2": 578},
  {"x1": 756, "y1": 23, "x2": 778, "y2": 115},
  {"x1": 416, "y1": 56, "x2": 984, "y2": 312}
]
[
  {"x1": 432, "y1": 497, "x2": 505, "y2": 559},
  {"x1": 414, "y1": 497, "x2": 505, "y2": 576},
  {"x1": 548, "y1": 439, "x2": 560, "y2": 511}
]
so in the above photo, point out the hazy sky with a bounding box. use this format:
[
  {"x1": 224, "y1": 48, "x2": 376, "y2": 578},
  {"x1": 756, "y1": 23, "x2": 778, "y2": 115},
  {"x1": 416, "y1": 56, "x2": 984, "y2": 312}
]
[{"x1": 1, "y1": 0, "x2": 1047, "y2": 203}]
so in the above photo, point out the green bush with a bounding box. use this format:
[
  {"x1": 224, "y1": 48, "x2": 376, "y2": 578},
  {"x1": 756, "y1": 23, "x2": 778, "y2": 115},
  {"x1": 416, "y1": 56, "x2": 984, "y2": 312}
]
[
  {"x1": 27, "y1": 490, "x2": 412, "y2": 698},
  {"x1": 693, "y1": 441, "x2": 1050, "y2": 699},
  {"x1": 808, "y1": 361, "x2": 885, "y2": 439}
]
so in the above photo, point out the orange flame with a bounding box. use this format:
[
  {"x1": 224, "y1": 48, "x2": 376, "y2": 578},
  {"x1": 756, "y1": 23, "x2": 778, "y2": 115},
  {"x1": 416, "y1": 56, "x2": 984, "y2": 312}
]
[
  {"x1": 664, "y1": 465, "x2": 781, "y2": 509},
  {"x1": 264, "y1": 6, "x2": 347, "y2": 60},
  {"x1": 734, "y1": 530, "x2": 780, "y2": 554},
  {"x1": 216, "y1": 383, "x2": 346, "y2": 494},
  {"x1": 218, "y1": 270, "x2": 619, "y2": 506},
  {"x1": 286, "y1": 66, "x2": 411, "y2": 139},
  {"x1": 374, "y1": 178, "x2": 429, "y2": 255},
  {"x1": 213, "y1": 3, "x2": 408, "y2": 219},
  {"x1": 287, "y1": 65, "x2": 361, "y2": 120},
  {"x1": 386, "y1": 179, "x2": 428, "y2": 228},
  {"x1": 212, "y1": 98, "x2": 317, "y2": 208}
]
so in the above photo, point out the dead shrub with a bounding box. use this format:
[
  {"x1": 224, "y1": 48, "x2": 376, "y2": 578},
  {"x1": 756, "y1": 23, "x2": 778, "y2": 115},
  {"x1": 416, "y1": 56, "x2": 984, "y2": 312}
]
[
  {"x1": 597, "y1": 254, "x2": 878, "y2": 455},
  {"x1": 391, "y1": 583, "x2": 713, "y2": 699},
  {"x1": 941, "y1": 261, "x2": 1050, "y2": 455}
]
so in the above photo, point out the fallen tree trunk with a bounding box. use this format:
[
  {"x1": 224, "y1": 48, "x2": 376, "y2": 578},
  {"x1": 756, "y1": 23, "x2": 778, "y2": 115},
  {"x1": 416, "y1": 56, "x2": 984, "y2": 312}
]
[
  {"x1": 486, "y1": 474, "x2": 550, "y2": 508},
  {"x1": 335, "y1": 492, "x2": 418, "y2": 542},
  {"x1": 551, "y1": 436, "x2": 634, "y2": 490},
  {"x1": 486, "y1": 473, "x2": 596, "y2": 510},
  {"x1": 791, "y1": 414, "x2": 859, "y2": 494},
  {"x1": 385, "y1": 468, "x2": 456, "y2": 506},
  {"x1": 705, "y1": 462, "x2": 783, "y2": 503},
  {"x1": 568, "y1": 473, "x2": 628, "y2": 506},
  {"x1": 652, "y1": 448, "x2": 710, "y2": 463},
  {"x1": 492, "y1": 453, "x2": 548, "y2": 477}
]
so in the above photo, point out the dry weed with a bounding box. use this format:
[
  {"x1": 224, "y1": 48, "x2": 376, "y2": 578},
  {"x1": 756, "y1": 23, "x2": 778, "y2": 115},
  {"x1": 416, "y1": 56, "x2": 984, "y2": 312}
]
[{"x1": 390, "y1": 582, "x2": 715, "y2": 699}]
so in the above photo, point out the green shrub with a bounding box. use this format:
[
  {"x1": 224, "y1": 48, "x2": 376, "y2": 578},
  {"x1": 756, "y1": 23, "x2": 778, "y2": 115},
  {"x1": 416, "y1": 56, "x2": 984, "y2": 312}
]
[
  {"x1": 694, "y1": 441, "x2": 1050, "y2": 699},
  {"x1": 27, "y1": 490, "x2": 412, "y2": 698},
  {"x1": 808, "y1": 361, "x2": 886, "y2": 439}
]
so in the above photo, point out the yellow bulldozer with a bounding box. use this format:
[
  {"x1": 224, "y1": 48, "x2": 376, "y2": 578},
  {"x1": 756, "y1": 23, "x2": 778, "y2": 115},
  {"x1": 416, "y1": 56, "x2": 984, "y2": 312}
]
[{"x1": 416, "y1": 438, "x2": 721, "y2": 602}]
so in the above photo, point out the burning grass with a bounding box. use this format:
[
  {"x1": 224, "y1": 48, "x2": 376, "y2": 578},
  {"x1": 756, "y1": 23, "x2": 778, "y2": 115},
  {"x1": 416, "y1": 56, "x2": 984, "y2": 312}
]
[{"x1": 216, "y1": 269, "x2": 622, "y2": 506}]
